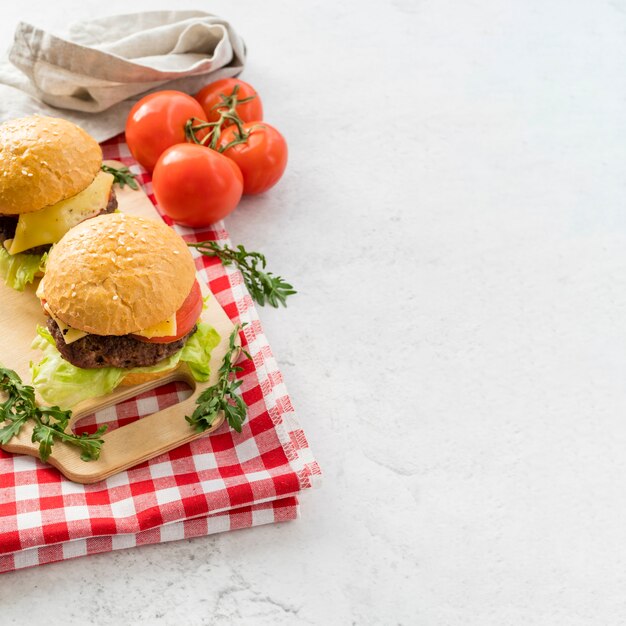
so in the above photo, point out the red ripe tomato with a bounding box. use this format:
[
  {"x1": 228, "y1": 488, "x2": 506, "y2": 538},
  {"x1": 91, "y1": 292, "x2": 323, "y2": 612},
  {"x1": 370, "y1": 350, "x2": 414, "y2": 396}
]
[
  {"x1": 152, "y1": 143, "x2": 243, "y2": 227},
  {"x1": 219, "y1": 122, "x2": 288, "y2": 195},
  {"x1": 125, "y1": 91, "x2": 207, "y2": 171},
  {"x1": 195, "y1": 78, "x2": 263, "y2": 126},
  {"x1": 133, "y1": 279, "x2": 203, "y2": 344}
]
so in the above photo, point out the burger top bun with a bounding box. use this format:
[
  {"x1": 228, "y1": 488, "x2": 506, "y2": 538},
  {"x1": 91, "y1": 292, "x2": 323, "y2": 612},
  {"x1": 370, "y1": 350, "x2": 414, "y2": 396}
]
[
  {"x1": 42, "y1": 213, "x2": 196, "y2": 336},
  {"x1": 0, "y1": 115, "x2": 102, "y2": 215}
]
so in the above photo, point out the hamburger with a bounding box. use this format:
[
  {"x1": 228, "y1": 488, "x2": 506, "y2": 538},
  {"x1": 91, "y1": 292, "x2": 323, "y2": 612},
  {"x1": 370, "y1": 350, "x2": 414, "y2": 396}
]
[
  {"x1": 0, "y1": 115, "x2": 117, "y2": 290},
  {"x1": 31, "y1": 213, "x2": 220, "y2": 408}
]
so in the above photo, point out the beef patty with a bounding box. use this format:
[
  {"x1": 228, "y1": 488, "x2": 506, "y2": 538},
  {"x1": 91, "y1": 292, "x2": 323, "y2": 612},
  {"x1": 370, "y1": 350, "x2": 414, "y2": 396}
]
[
  {"x1": 0, "y1": 188, "x2": 118, "y2": 256},
  {"x1": 47, "y1": 316, "x2": 197, "y2": 369}
]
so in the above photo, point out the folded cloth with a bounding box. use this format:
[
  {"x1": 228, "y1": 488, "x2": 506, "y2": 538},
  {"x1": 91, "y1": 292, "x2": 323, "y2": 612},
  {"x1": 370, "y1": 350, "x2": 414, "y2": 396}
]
[
  {"x1": 0, "y1": 136, "x2": 321, "y2": 574},
  {"x1": 0, "y1": 11, "x2": 246, "y2": 141}
]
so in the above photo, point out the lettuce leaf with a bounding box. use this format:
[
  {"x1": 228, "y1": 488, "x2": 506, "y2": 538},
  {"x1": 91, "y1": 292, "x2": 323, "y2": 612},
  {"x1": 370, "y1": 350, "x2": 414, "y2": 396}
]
[
  {"x1": 179, "y1": 322, "x2": 221, "y2": 381},
  {"x1": 31, "y1": 326, "x2": 125, "y2": 408},
  {"x1": 0, "y1": 247, "x2": 46, "y2": 291},
  {"x1": 30, "y1": 322, "x2": 221, "y2": 408}
]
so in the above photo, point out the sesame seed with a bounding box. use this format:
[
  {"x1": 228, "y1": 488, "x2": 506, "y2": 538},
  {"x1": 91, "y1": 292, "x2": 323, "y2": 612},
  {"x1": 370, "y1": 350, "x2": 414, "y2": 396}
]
[
  {"x1": 173, "y1": 250, "x2": 180, "y2": 254},
  {"x1": 112, "y1": 295, "x2": 119, "y2": 301},
  {"x1": 126, "y1": 247, "x2": 132, "y2": 252},
  {"x1": 21, "y1": 169, "x2": 28, "y2": 175},
  {"x1": 140, "y1": 237, "x2": 146, "y2": 242},
  {"x1": 71, "y1": 292, "x2": 77, "y2": 297},
  {"x1": 71, "y1": 283, "x2": 75, "y2": 289},
  {"x1": 108, "y1": 235, "x2": 115, "y2": 239}
]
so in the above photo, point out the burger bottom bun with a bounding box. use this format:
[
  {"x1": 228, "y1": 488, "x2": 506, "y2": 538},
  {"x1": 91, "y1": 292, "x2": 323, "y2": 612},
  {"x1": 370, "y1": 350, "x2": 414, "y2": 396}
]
[{"x1": 119, "y1": 365, "x2": 178, "y2": 387}]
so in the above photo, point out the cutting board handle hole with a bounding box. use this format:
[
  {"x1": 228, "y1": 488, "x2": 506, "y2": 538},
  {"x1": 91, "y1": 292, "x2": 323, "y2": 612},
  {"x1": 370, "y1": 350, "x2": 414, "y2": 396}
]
[{"x1": 70, "y1": 380, "x2": 193, "y2": 436}]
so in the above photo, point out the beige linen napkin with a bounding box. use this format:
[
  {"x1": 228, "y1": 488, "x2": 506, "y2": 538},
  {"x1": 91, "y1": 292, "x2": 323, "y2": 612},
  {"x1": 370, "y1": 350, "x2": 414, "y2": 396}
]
[{"x1": 0, "y1": 11, "x2": 246, "y2": 141}]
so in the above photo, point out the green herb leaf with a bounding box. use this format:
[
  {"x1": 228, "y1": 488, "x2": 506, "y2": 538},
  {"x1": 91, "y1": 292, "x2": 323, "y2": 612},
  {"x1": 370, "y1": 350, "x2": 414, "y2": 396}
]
[
  {"x1": 0, "y1": 415, "x2": 29, "y2": 445},
  {"x1": 101, "y1": 164, "x2": 139, "y2": 191},
  {"x1": 186, "y1": 324, "x2": 250, "y2": 433},
  {"x1": 0, "y1": 367, "x2": 106, "y2": 462},
  {"x1": 188, "y1": 241, "x2": 296, "y2": 307},
  {"x1": 31, "y1": 423, "x2": 54, "y2": 462}
]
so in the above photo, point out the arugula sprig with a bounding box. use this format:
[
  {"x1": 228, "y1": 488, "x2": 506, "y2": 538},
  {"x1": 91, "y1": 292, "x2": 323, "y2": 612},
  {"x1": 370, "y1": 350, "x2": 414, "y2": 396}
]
[
  {"x1": 186, "y1": 324, "x2": 251, "y2": 433},
  {"x1": 101, "y1": 164, "x2": 139, "y2": 190},
  {"x1": 0, "y1": 367, "x2": 106, "y2": 462},
  {"x1": 188, "y1": 241, "x2": 296, "y2": 307}
]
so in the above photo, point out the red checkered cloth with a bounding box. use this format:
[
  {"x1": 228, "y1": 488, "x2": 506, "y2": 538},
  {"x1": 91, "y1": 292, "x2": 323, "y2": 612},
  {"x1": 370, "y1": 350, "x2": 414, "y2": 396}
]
[{"x1": 0, "y1": 135, "x2": 321, "y2": 573}]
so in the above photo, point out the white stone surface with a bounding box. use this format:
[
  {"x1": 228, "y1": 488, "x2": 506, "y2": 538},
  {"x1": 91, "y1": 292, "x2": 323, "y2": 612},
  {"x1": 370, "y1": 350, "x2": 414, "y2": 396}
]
[{"x1": 3, "y1": 0, "x2": 626, "y2": 623}]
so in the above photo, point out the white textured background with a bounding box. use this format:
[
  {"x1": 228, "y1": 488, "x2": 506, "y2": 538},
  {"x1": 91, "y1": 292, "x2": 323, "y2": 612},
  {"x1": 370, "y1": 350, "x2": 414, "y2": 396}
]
[{"x1": 3, "y1": 1, "x2": 626, "y2": 624}]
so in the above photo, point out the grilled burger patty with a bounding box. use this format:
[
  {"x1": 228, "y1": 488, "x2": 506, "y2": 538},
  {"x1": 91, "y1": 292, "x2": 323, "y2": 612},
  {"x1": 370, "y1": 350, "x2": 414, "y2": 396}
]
[
  {"x1": 47, "y1": 317, "x2": 197, "y2": 369},
  {"x1": 0, "y1": 188, "x2": 118, "y2": 256}
]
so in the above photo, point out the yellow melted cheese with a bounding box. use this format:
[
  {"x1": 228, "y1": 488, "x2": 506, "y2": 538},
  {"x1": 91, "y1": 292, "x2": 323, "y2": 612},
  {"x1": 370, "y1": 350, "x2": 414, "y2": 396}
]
[
  {"x1": 136, "y1": 316, "x2": 177, "y2": 339},
  {"x1": 43, "y1": 303, "x2": 88, "y2": 344},
  {"x1": 8, "y1": 171, "x2": 114, "y2": 255}
]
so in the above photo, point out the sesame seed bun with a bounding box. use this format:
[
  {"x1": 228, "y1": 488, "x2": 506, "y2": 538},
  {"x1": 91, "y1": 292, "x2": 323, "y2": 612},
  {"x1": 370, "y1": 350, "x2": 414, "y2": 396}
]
[
  {"x1": 41, "y1": 213, "x2": 196, "y2": 336},
  {"x1": 0, "y1": 115, "x2": 102, "y2": 215}
]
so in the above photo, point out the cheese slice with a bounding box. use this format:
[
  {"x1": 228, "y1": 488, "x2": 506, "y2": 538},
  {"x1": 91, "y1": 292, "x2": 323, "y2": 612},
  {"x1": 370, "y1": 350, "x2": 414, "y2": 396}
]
[
  {"x1": 8, "y1": 171, "x2": 114, "y2": 255},
  {"x1": 43, "y1": 302, "x2": 178, "y2": 344},
  {"x1": 44, "y1": 303, "x2": 88, "y2": 344},
  {"x1": 135, "y1": 315, "x2": 177, "y2": 339}
]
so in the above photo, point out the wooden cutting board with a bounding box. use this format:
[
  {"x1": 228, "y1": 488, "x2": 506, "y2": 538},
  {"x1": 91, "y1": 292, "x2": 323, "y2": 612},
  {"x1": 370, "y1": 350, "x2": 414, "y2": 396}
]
[{"x1": 0, "y1": 161, "x2": 235, "y2": 483}]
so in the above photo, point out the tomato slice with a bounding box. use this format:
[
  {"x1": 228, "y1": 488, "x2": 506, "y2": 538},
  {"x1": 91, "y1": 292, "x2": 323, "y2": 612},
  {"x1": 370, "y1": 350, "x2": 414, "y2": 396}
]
[{"x1": 132, "y1": 280, "x2": 203, "y2": 343}]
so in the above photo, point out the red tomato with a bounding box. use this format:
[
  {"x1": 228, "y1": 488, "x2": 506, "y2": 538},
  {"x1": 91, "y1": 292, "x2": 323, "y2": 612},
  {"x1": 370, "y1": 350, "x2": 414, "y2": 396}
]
[
  {"x1": 219, "y1": 122, "x2": 288, "y2": 195},
  {"x1": 195, "y1": 78, "x2": 263, "y2": 126},
  {"x1": 152, "y1": 143, "x2": 243, "y2": 227},
  {"x1": 125, "y1": 91, "x2": 207, "y2": 171},
  {"x1": 133, "y1": 280, "x2": 203, "y2": 343}
]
